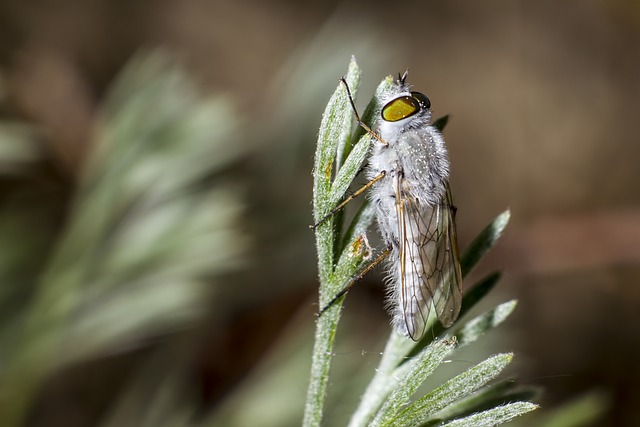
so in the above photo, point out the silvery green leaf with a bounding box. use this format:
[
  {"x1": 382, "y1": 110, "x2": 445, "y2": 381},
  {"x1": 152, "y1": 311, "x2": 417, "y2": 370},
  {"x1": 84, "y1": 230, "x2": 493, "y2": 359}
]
[
  {"x1": 433, "y1": 378, "x2": 539, "y2": 422},
  {"x1": 439, "y1": 402, "x2": 539, "y2": 427},
  {"x1": 313, "y1": 57, "x2": 359, "y2": 224},
  {"x1": 328, "y1": 133, "x2": 371, "y2": 209},
  {"x1": 461, "y1": 210, "x2": 510, "y2": 277},
  {"x1": 370, "y1": 339, "x2": 457, "y2": 427},
  {"x1": 385, "y1": 354, "x2": 514, "y2": 427},
  {"x1": 455, "y1": 300, "x2": 518, "y2": 347}
]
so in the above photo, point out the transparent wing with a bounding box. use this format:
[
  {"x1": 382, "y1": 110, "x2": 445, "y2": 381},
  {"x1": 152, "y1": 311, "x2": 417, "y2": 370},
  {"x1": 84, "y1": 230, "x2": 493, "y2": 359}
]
[{"x1": 397, "y1": 182, "x2": 463, "y2": 340}]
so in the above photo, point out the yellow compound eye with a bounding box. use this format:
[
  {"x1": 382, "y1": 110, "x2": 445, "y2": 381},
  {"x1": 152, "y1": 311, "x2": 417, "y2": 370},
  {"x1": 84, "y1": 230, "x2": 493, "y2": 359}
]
[{"x1": 381, "y1": 96, "x2": 420, "y2": 122}]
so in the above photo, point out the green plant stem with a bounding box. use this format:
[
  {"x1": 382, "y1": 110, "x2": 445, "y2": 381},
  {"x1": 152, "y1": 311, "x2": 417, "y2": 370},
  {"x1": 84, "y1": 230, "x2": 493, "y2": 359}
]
[{"x1": 303, "y1": 301, "x2": 342, "y2": 427}]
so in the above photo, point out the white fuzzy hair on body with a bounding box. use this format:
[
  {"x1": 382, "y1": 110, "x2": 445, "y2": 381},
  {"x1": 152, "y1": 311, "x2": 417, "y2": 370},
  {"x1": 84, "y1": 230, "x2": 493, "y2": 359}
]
[{"x1": 366, "y1": 78, "x2": 451, "y2": 340}]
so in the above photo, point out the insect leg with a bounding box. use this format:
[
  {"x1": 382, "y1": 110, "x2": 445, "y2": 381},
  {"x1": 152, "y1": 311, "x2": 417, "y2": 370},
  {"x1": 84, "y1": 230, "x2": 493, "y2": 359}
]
[
  {"x1": 310, "y1": 171, "x2": 385, "y2": 230},
  {"x1": 340, "y1": 77, "x2": 388, "y2": 147},
  {"x1": 318, "y1": 246, "x2": 391, "y2": 316}
]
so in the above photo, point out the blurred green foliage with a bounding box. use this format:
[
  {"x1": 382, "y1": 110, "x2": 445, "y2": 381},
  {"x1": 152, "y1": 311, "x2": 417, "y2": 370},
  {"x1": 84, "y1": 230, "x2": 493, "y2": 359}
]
[{"x1": 0, "y1": 52, "x2": 248, "y2": 426}]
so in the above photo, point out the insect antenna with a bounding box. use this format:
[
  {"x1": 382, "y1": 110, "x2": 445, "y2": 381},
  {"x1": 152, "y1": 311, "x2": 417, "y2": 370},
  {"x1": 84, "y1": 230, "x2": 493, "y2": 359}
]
[{"x1": 398, "y1": 70, "x2": 409, "y2": 84}]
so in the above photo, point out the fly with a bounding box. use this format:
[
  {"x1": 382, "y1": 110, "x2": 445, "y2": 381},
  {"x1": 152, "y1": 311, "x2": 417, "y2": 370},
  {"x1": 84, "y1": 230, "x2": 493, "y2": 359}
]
[{"x1": 318, "y1": 71, "x2": 463, "y2": 341}]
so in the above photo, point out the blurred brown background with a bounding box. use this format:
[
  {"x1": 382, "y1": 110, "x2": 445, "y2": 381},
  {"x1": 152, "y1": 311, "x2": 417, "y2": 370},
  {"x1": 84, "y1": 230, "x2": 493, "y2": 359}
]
[{"x1": 0, "y1": 0, "x2": 639, "y2": 426}]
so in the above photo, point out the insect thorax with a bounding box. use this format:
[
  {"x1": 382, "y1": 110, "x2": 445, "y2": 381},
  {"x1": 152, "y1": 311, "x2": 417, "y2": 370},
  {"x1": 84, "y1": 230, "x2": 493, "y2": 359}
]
[{"x1": 368, "y1": 126, "x2": 449, "y2": 206}]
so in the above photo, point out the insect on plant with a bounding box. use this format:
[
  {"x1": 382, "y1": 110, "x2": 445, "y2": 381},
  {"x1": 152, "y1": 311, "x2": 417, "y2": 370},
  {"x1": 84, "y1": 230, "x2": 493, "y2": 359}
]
[{"x1": 316, "y1": 71, "x2": 463, "y2": 341}]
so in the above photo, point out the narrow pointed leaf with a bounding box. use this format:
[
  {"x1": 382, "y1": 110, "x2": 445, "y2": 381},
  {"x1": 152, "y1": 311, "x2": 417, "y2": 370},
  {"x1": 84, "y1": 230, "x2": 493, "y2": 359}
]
[
  {"x1": 388, "y1": 354, "x2": 513, "y2": 427},
  {"x1": 312, "y1": 58, "x2": 359, "y2": 223},
  {"x1": 371, "y1": 339, "x2": 457, "y2": 427},
  {"x1": 328, "y1": 133, "x2": 371, "y2": 208},
  {"x1": 455, "y1": 300, "x2": 517, "y2": 347},
  {"x1": 440, "y1": 402, "x2": 539, "y2": 427},
  {"x1": 335, "y1": 58, "x2": 361, "y2": 169},
  {"x1": 434, "y1": 379, "x2": 540, "y2": 422},
  {"x1": 461, "y1": 210, "x2": 510, "y2": 277},
  {"x1": 432, "y1": 115, "x2": 450, "y2": 132}
]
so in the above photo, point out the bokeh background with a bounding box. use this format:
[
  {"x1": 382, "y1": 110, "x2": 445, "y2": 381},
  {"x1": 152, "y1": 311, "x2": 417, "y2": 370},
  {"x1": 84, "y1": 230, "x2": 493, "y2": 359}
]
[{"x1": 0, "y1": 0, "x2": 638, "y2": 426}]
